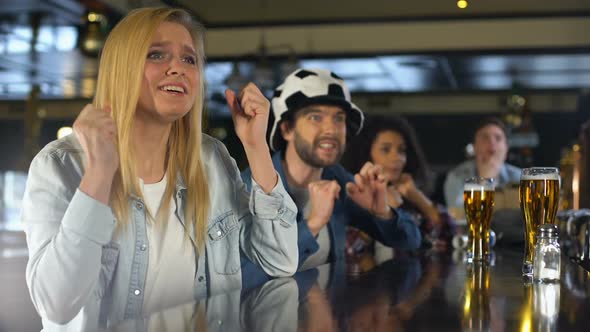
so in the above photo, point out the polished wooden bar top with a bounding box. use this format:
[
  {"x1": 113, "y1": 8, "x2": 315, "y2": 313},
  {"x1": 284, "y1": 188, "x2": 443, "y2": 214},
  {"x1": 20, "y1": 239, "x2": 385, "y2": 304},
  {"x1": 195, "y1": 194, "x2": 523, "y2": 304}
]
[{"x1": 103, "y1": 249, "x2": 590, "y2": 331}]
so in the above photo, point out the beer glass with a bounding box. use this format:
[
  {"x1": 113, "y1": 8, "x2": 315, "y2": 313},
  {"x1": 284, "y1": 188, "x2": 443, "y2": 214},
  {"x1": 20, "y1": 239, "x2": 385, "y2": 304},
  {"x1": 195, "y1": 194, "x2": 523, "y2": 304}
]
[
  {"x1": 464, "y1": 177, "x2": 495, "y2": 263},
  {"x1": 519, "y1": 167, "x2": 560, "y2": 276}
]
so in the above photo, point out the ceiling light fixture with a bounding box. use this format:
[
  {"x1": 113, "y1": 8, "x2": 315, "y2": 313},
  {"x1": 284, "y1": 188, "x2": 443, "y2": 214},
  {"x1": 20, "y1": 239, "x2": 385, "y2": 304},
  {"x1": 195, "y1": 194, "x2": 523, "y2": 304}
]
[
  {"x1": 224, "y1": 62, "x2": 250, "y2": 92},
  {"x1": 223, "y1": 31, "x2": 299, "y2": 95},
  {"x1": 78, "y1": 10, "x2": 107, "y2": 57},
  {"x1": 224, "y1": 0, "x2": 299, "y2": 95},
  {"x1": 457, "y1": 0, "x2": 468, "y2": 9}
]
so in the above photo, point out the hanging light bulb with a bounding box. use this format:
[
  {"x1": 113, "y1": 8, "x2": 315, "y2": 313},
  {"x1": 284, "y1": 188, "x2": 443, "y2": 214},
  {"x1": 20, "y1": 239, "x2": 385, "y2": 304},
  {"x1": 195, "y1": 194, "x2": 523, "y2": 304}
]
[
  {"x1": 250, "y1": 29, "x2": 276, "y2": 94},
  {"x1": 280, "y1": 50, "x2": 300, "y2": 80},
  {"x1": 457, "y1": 0, "x2": 468, "y2": 9},
  {"x1": 252, "y1": 60, "x2": 275, "y2": 93},
  {"x1": 78, "y1": 10, "x2": 107, "y2": 57},
  {"x1": 224, "y1": 62, "x2": 249, "y2": 91}
]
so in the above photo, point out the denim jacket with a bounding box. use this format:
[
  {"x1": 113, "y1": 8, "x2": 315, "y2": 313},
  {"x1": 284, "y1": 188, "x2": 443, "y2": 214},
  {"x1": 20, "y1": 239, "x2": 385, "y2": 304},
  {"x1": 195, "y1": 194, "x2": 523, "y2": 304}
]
[
  {"x1": 241, "y1": 153, "x2": 421, "y2": 274},
  {"x1": 21, "y1": 134, "x2": 298, "y2": 329}
]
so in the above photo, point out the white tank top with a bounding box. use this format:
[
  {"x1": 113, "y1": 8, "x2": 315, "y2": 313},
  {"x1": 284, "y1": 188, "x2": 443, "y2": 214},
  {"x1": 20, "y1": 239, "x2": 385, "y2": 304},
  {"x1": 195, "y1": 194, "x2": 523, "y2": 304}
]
[{"x1": 140, "y1": 175, "x2": 196, "y2": 314}]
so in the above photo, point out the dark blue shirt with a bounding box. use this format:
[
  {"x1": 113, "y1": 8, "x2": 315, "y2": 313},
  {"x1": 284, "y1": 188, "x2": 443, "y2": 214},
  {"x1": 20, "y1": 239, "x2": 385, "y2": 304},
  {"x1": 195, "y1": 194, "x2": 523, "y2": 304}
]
[{"x1": 241, "y1": 153, "x2": 421, "y2": 276}]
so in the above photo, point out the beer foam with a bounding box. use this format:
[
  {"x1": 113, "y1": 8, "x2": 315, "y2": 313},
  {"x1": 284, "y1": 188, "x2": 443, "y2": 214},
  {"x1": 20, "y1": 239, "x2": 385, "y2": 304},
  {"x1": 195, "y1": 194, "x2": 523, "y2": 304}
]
[
  {"x1": 521, "y1": 172, "x2": 560, "y2": 180},
  {"x1": 463, "y1": 183, "x2": 495, "y2": 191}
]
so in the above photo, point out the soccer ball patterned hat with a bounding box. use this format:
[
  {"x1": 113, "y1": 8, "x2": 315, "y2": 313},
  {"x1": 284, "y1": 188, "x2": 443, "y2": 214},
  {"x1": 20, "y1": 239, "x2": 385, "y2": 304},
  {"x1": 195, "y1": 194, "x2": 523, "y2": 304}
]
[{"x1": 269, "y1": 68, "x2": 365, "y2": 151}]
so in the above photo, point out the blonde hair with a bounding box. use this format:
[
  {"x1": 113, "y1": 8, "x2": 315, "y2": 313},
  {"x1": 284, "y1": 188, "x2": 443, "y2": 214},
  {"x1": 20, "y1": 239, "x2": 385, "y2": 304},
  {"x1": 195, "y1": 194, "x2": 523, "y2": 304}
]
[{"x1": 94, "y1": 7, "x2": 210, "y2": 250}]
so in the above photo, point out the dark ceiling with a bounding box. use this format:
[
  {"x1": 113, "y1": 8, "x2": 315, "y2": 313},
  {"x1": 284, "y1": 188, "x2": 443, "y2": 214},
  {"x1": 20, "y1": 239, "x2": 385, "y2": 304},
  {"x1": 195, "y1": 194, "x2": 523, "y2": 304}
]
[{"x1": 0, "y1": 0, "x2": 589, "y2": 100}]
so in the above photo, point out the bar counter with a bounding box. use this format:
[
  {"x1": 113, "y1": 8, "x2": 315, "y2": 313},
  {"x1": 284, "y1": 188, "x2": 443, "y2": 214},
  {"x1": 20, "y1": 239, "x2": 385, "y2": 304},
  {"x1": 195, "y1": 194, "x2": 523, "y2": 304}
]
[{"x1": 102, "y1": 249, "x2": 590, "y2": 331}]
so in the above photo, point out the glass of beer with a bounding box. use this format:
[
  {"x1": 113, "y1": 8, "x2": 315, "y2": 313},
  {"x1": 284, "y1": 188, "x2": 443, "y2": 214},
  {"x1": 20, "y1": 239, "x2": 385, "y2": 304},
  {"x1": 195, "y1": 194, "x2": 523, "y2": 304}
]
[
  {"x1": 519, "y1": 167, "x2": 560, "y2": 276},
  {"x1": 464, "y1": 177, "x2": 495, "y2": 263}
]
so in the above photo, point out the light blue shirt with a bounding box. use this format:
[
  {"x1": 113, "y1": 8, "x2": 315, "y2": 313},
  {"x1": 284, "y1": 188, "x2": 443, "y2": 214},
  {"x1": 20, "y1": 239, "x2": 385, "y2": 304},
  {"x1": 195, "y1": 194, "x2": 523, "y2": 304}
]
[{"x1": 21, "y1": 134, "x2": 298, "y2": 330}]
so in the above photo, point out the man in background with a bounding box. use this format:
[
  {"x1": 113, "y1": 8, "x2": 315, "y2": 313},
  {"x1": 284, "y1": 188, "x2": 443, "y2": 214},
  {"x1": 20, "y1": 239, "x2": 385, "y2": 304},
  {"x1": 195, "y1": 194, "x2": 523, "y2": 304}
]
[{"x1": 444, "y1": 117, "x2": 521, "y2": 216}]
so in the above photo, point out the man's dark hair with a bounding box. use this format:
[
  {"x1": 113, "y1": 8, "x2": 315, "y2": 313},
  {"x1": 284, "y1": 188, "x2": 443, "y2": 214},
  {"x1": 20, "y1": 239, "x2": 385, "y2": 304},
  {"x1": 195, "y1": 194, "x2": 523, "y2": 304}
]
[
  {"x1": 473, "y1": 117, "x2": 508, "y2": 141},
  {"x1": 272, "y1": 111, "x2": 296, "y2": 154}
]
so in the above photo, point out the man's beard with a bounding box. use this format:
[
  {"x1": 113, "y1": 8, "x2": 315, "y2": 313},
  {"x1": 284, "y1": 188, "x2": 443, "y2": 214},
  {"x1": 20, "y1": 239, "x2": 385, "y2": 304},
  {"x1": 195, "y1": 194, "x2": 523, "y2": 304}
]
[{"x1": 293, "y1": 130, "x2": 344, "y2": 168}]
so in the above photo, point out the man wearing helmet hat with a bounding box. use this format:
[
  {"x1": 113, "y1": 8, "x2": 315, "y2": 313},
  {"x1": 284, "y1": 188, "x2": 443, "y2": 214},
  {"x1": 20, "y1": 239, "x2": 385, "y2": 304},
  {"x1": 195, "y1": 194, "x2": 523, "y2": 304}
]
[{"x1": 242, "y1": 69, "x2": 421, "y2": 271}]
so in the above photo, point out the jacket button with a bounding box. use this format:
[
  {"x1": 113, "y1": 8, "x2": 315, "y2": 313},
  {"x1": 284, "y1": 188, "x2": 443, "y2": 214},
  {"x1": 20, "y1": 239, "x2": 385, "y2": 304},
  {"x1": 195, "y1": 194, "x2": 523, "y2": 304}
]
[
  {"x1": 198, "y1": 276, "x2": 204, "y2": 282},
  {"x1": 136, "y1": 202, "x2": 143, "y2": 210},
  {"x1": 140, "y1": 244, "x2": 147, "y2": 251},
  {"x1": 134, "y1": 289, "x2": 141, "y2": 296}
]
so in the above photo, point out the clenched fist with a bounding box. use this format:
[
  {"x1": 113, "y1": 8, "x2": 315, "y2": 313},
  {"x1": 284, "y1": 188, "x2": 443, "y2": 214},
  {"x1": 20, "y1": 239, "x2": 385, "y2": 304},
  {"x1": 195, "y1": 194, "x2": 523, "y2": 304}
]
[
  {"x1": 74, "y1": 104, "x2": 119, "y2": 204},
  {"x1": 225, "y1": 83, "x2": 270, "y2": 150},
  {"x1": 307, "y1": 180, "x2": 341, "y2": 236}
]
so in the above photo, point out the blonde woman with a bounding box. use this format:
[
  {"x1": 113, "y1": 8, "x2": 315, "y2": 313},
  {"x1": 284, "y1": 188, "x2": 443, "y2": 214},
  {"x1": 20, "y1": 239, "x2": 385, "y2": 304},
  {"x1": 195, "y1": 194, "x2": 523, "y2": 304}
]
[{"x1": 21, "y1": 7, "x2": 298, "y2": 329}]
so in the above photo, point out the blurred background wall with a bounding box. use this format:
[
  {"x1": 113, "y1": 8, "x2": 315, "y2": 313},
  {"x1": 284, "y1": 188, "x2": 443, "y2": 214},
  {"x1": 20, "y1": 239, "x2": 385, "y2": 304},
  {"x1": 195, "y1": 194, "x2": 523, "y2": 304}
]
[{"x1": 0, "y1": 0, "x2": 589, "y2": 227}]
